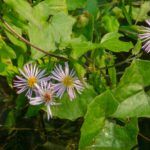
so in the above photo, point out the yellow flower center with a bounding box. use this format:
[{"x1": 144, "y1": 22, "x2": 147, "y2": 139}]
[
  {"x1": 43, "y1": 92, "x2": 52, "y2": 103},
  {"x1": 28, "y1": 76, "x2": 37, "y2": 87},
  {"x1": 62, "y1": 76, "x2": 73, "y2": 87}
]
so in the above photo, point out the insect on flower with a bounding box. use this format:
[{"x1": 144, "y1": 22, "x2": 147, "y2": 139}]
[
  {"x1": 51, "y1": 62, "x2": 85, "y2": 100},
  {"x1": 139, "y1": 19, "x2": 150, "y2": 53},
  {"x1": 28, "y1": 81, "x2": 59, "y2": 120},
  {"x1": 13, "y1": 63, "x2": 49, "y2": 96}
]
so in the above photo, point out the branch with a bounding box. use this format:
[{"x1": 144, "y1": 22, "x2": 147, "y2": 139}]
[
  {"x1": 84, "y1": 54, "x2": 140, "y2": 71},
  {"x1": 138, "y1": 132, "x2": 150, "y2": 142},
  {"x1": 0, "y1": 18, "x2": 69, "y2": 61}
]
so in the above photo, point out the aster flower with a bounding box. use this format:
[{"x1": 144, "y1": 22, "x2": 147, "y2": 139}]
[
  {"x1": 28, "y1": 81, "x2": 59, "y2": 120},
  {"x1": 13, "y1": 63, "x2": 49, "y2": 96},
  {"x1": 51, "y1": 62, "x2": 85, "y2": 100},
  {"x1": 139, "y1": 19, "x2": 150, "y2": 53}
]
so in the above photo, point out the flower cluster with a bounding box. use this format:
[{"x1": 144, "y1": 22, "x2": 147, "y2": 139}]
[
  {"x1": 139, "y1": 19, "x2": 150, "y2": 53},
  {"x1": 13, "y1": 62, "x2": 85, "y2": 120}
]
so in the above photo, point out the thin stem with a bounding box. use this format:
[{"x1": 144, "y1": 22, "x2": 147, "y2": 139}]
[
  {"x1": 0, "y1": 18, "x2": 69, "y2": 61},
  {"x1": 138, "y1": 132, "x2": 150, "y2": 142},
  {"x1": 85, "y1": 53, "x2": 141, "y2": 71}
]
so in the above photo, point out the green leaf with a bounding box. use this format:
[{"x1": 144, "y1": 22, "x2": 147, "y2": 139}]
[
  {"x1": 79, "y1": 90, "x2": 118, "y2": 149},
  {"x1": 29, "y1": 12, "x2": 75, "y2": 59},
  {"x1": 112, "y1": 91, "x2": 150, "y2": 118},
  {"x1": 26, "y1": 105, "x2": 42, "y2": 117},
  {"x1": 5, "y1": 0, "x2": 73, "y2": 59},
  {"x1": 16, "y1": 94, "x2": 26, "y2": 109},
  {"x1": 112, "y1": 60, "x2": 150, "y2": 117},
  {"x1": 130, "y1": 1, "x2": 150, "y2": 22},
  {"x1": 5, "y1": 110, "x2": 15, "y2": 128},
  {"x1": 102, "y1": 15, "x2": 120, "y2": 32},
  {"x1": 66, "y1": 37, "x2": 100, "y2": 59},
  {"x1": 5, "y1": 25, "x2": 27, "y2": 53},
  {"x1": 0, "y1": 62, "x2": 7, "y2": 73},
  {"x1": 33, "y1": 0, "x2": 67, "y2": 21},
  {"x1": 52, "y1": 86, "x2": 96, "y2": 121},
  {"x1": 88, "y1": 119, "x2": 138, "y2": 150},
  {"x1": 73, "y1": 61, "x2": 86, "y2": 78},
  {"x1": 4, "y1": 0, "x2": 39, "y2": 26},
  {"x1": 100, "y1": 32, "x2": 133, "y2": 52},
  {"x1": 0, "y1": 39, "x2": 16, "y2": 59},
  {"x1": 85, "y1": 0, "x2": 99, "y2": 18},
  {"x1": 115, "y1": 60, "x2": 150, "y2": 99},
  {"x1": 132, "y1": 39, "x2": 141, "y2": 55},
  {"x1": 67, "y1": 0, "x2": 86, "y2": 10}
]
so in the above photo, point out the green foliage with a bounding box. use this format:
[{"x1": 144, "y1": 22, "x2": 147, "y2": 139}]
[
  {"x1": 52, "y1": 86, "x2": 96, "y2": 120},
  {"x1": 79, "y1": 90, "x2": 118, "y2": 149},
  {"x1": 100, "y1": 32, "x2": 133, "y2": 52},
  {"x1": 0, "y1": 0, "x2": 150, "y2": 149}
]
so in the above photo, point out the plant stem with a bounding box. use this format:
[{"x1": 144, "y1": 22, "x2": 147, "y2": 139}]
[{"x1": 0, "y1": 17, "x2": 69, "y2": 61}]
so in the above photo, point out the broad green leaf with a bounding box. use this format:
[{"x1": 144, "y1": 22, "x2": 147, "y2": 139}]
[
  {"x1": 33, "y1": 0, "x2": 67, "y2": 21},
  {"x1": 130, "y1": 1, "x2": 150, "y2": 22},
  {"x1": 112, "y1": 60, "x2": 150, "y2": 117},
  {"x1": 67, "y1": 0, "x2": 86, "y2": 10},
  {"x1": 4, "y1": 0, "x2": 39, "y2": 26},
  {"x1": 5, "y1": 0, "x2": 73, "y2": 59},
  {"x1": 79, "y1": 90, "x2": 118, "y2": 149},
  {"x1": 100, "y1": 32, "x2": 133, "y2": 52},
  {"x1": 65, "y1": 37, "x2": 100, "y2": 59},
  {"x1": 88, "y1": 119, "x2": 138, "y2": 150},
  {"x1": 112, "y1": 91, "x2": 150, "y2": 118},
  {"x1": 52, "y1": 86, "x2": 96, "y2": 121},
  {"x1": 102, "y1": 15, "x2": 120, "y2": 32},
  {"x1": 29, "y1": 12, "x2": 75, "y2": 59},
  {"x1": 85, "y1": 0, "x2": 99, "y2": 18},
  {"x1": 115, "y1": 60, "x2": 150, "y2": 103}
]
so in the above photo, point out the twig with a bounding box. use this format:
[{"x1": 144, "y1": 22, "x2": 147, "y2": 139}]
[
  {"x1": 84, "y1": 54, "x2": 139, "y2": 71},
  {"x1": 0, "y1": 18, "x2": 69, "y2": 61},
  {"x1": 138, "y1": 132, "x2": 150, "y2": 142}
]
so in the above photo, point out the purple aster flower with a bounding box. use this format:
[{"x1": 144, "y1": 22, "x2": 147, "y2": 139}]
[
  {"x1": 139, "y1": 19, "x2": 150, "y2": 53},
  {"x1": 51, "y1": 62, "x2": 85, "y2": 100},
  {"x1": 28, "y1": 81, "x2": 59, "y2": 120},
  {"x1": 13, "y1": 63, "x2": 49, "y2": 96}
]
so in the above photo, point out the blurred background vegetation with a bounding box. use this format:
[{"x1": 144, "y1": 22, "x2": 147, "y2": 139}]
[{"x1": 0, "y1": 0, "x2": 150, "y2": 149}]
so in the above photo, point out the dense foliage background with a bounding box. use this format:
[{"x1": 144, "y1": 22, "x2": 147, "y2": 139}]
[{"x1": 0, "y1": 0, "x2": 150, "y2": 149}]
